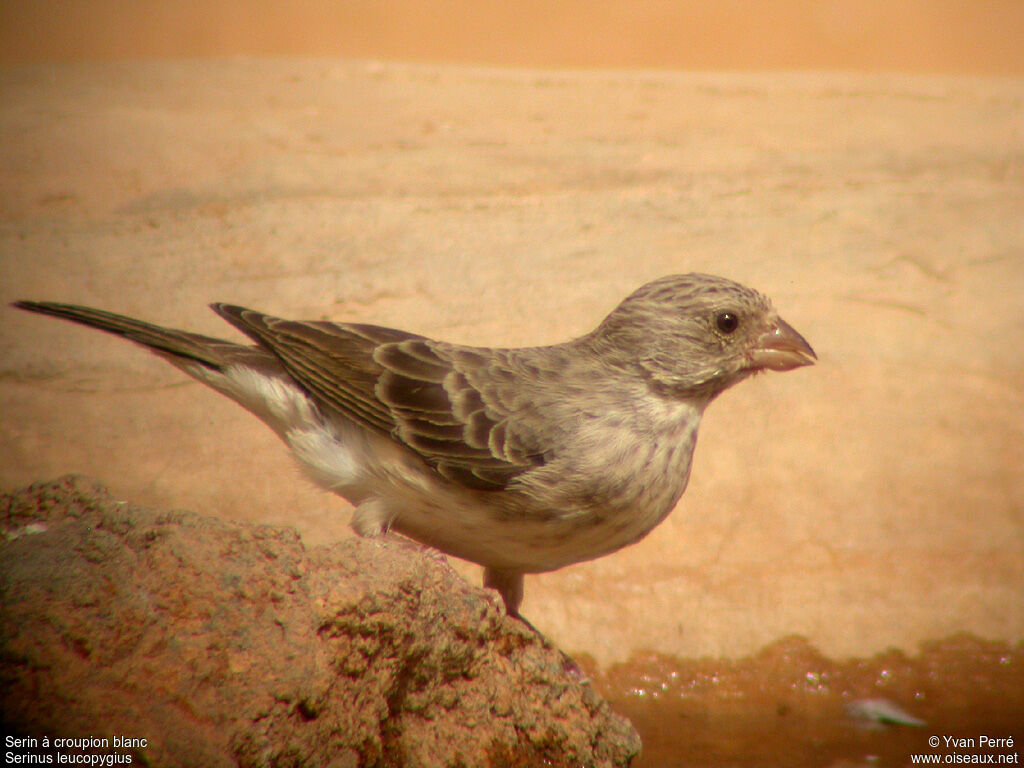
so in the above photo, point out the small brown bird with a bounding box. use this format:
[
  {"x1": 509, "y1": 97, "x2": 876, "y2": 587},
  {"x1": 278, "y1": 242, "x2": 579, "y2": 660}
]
[{"x1": 14, "y1": 274, "x2": 815, "y2": 615}]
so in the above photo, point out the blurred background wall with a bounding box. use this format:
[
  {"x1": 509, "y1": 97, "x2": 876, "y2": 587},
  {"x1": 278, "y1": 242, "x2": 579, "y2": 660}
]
[{"x1": 2, "y1": 0, "x2": 1023, "y2": 74}]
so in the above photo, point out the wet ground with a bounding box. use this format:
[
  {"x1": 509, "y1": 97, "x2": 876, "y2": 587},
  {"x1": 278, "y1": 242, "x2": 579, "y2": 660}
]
[{"x1": 588, "y1": 635, "x2": 1023, "y2": 767}]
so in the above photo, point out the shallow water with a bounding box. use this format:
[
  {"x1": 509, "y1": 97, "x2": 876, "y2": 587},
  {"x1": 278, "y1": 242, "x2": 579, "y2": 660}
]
[{"x1": 587, "y1": 635, "x2": 1023, "y2": 767}]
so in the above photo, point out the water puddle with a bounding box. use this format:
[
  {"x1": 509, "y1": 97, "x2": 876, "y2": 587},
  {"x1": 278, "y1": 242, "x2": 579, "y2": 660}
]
[{"x1": 586, "y1": 634, "x2": 1022, "y2": 767}]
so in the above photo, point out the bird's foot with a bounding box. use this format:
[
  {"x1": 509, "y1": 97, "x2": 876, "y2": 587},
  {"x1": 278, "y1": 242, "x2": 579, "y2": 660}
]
[{"x1": 504, "y1": 610, "x2": 589, "y2": 683}]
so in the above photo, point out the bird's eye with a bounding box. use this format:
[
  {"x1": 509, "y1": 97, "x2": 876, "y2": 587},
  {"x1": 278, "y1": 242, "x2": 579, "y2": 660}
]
[{"x1": 715, "y1": 312, "x2": 739, "y2": 334}]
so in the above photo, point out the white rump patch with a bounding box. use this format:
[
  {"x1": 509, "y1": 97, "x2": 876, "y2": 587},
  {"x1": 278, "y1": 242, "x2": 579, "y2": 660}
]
[
  {"x1": 219, "y1": 365, "x2": 320, "y2": 431},
  {"x1": 285, "y1": 426, "x2": 363, "y2": 492},
  {"x1": 188, "y1": 363, "x2": 365, "y2": 493}
]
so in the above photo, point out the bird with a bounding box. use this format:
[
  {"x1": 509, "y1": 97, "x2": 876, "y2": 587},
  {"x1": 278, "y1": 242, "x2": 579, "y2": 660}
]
[{"x1": 14, "y1": 273, "x2": 815, "y2": 617}]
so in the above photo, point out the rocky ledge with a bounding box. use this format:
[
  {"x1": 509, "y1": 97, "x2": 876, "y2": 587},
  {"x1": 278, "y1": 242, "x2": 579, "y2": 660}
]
[{"x1": 1, "y1": 476, "x2": 639, "y2": 767}]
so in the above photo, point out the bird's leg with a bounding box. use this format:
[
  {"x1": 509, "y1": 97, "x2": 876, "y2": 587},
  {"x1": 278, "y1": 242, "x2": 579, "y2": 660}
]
[
  {"x1": 483, "y1": 567, "x2": 587, "y2": 681},
  {"x1": 388, "y1": 546, "x2": 580, "y2": 676},
  {"x1": 483, "y1": 567, "x2": 524, "y2": 617}
]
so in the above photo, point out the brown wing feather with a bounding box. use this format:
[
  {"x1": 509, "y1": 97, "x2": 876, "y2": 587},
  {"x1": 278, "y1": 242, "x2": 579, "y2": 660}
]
[{"x1": 212, "y1": 304, "x2": 543, "y2": 490}]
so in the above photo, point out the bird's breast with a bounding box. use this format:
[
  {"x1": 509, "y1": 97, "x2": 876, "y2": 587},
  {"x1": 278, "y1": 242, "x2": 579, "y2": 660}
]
[{"x1": 499, "y1": 397, "x2": 703, "y2": 569}]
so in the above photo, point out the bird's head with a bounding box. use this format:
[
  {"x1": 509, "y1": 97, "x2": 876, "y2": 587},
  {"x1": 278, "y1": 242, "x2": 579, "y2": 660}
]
[{"x1": 590, "y1": 273, "x2": 816, "y2": 401}]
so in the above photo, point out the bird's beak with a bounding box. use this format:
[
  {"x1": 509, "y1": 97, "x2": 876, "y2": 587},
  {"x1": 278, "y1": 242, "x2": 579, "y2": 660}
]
[{"x1": 749, "y1": 317, "x2": 817, "y2": 371}]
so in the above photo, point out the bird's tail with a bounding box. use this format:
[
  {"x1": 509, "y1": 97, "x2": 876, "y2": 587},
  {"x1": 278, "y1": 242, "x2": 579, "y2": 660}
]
[{"x1": 12, "y1": 300, "x2": 235, "y2": 370}]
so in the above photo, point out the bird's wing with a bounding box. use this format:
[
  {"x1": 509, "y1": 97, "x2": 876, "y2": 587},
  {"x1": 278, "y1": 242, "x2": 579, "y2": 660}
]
[{"x1": 213, "y1": 304, "x2": 545, "y2": 490}]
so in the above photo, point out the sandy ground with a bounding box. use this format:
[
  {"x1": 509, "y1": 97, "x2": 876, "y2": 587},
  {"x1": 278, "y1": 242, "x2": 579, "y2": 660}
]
[{"x1": 1, "y1": 59, "x2": 1022, "y2": 667}]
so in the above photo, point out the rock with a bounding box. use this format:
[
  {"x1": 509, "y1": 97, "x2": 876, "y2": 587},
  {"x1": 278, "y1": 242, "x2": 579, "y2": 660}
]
[{"x1": 1, "y1": 476, "x2": 639, "y2": 767}]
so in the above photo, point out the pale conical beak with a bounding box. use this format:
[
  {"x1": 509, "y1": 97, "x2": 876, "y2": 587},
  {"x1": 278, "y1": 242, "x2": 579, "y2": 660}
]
[{"x1": 749, "y1": 317, "x2": 817, "y2": 371}]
